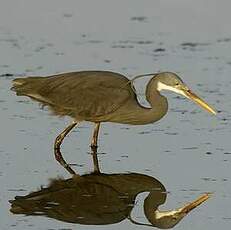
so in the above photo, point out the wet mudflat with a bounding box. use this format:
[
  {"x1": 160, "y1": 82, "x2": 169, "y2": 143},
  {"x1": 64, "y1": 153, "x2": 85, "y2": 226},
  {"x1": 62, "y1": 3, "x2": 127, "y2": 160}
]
[{"x1": 0, "y1": 0, "x2": 231, "y2": 229}]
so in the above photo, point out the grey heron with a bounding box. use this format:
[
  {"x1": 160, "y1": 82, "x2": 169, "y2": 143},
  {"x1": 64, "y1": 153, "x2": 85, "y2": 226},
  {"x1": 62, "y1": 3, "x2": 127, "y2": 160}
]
[
  {"x1": 11, "y1": 71, "x2": 216, "y2": 174},
  {"x1": 10, "y1": 172, "x2": 211, "y2": 228}
]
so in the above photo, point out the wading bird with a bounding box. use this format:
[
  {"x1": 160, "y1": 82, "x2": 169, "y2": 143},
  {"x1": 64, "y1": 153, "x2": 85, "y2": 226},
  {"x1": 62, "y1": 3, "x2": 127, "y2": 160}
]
[
  {"x1": 10, "y1": 172, "x2": 211, "y2": 228},
  {"x1": 12, "y1": 71, "x2": 216, "y2": 174}
]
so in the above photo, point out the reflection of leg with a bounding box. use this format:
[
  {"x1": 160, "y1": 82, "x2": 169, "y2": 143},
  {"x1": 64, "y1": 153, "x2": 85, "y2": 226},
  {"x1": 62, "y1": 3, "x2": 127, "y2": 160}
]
[
  {"x1": 54, "y1": 122, "x2": 78, "y2": 175},
  {"x1": 90, "y1": 122, "x2": 100, "y2": 173},
  {"x1": 91, "y1": 123, "x2": 100, "y2": 151}
]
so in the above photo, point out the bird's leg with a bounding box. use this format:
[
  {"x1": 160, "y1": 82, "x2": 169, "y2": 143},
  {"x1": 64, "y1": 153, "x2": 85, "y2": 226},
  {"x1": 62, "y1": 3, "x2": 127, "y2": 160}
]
[
  {"x1": 90, "y1": 122, "x2": 101, "y2": 173},
  {"x1": 91, "y1": 122, "x2": 100, "y2": 151},
  {"x1": 54, "y1": 121, "x2": 78, "y2": 175}
]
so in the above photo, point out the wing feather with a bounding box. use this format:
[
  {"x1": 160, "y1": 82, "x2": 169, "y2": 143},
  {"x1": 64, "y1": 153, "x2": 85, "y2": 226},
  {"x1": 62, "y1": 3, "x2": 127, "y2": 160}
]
[{"x1": 15, "y1": 71, "x2": 136, "y2": 119}]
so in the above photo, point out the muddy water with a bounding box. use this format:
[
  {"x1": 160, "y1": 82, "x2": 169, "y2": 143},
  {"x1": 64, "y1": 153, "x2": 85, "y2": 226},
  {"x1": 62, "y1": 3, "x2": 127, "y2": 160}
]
[{"x1": 0, "y1": 0, "x2": 231, "y2": 229}]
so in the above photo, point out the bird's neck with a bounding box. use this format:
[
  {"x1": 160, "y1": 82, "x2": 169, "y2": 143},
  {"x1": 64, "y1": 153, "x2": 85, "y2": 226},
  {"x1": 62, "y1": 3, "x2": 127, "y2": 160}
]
[
  {"x1": 108, "y1": 77, "x2": 168, "y2": 125},
  {"x1": 144, "y1": 78, "x2": 168, "y2": 123},
  {"x1": 143, "y1": 191, "x2": 178, "y2": 229}
]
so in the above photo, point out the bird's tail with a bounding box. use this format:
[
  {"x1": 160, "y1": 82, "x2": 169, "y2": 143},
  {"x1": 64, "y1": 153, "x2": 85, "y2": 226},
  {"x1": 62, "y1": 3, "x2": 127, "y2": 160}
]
[
  {"x1": 9, "y1": 196, "x2": 43, "y2": 214},
  {"x1": 9, "y1": 197, "x2": 27, "y2": 214},
  {"x1": 11, "y1": 77, "x2": 45, "y2": 96}
]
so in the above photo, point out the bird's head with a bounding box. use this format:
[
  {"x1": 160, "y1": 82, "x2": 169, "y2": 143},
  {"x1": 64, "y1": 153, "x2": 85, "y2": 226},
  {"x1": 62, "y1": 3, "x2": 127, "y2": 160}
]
[
  {"x1": 155, "y1": 72, "x2": 216, "y2": 115},
  {"x1": 150, "y1": 209, "x2": 187, "y2": 229},
  {"x1": 143, "y1": 193, "x2": 211, "y2": 229}
]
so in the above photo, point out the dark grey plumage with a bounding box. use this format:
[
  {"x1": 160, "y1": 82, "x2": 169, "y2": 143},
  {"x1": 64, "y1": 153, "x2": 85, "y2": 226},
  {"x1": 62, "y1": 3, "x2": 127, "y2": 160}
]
[
  {"x1": 12, "y1": 71, "x2": 136, "y2": 121},
  {"x1": 11, "y1": 70, "x2": 216, "y2": 175},
  {"x1": 10, "y1": 172, "x2": 210, "y2": 228}
]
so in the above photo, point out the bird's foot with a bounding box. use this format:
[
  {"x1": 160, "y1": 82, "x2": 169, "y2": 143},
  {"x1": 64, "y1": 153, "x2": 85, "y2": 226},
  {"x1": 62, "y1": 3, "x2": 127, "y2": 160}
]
[{"x1": 90, "y1": 144, "x2": 98, "y2": 153}]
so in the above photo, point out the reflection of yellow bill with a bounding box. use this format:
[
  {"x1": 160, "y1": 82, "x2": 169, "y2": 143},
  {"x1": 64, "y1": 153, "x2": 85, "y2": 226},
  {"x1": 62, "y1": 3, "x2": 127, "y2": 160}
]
[
  {"x1": 185, "y1": 90, "x2": 217, "y2": 115},
  {"x1": 181, "y1": 193, "x2": 212, "y2": 214}
]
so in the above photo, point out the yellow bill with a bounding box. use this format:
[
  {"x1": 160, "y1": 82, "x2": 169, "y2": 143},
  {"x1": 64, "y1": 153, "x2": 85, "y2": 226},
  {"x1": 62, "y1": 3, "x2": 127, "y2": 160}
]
[
  {"x1": 185, "y1": 90, "x2": 217, "y2": 115},
  {"x1": 181, "y1": 193, "x2": 212, "y2": 214}
]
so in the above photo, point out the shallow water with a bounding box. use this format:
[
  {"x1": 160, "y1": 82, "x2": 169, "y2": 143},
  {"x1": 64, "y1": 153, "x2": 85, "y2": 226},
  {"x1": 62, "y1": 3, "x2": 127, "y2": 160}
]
[{"x1": 0, "y1": 0, "x2": 231, "y2": 229}]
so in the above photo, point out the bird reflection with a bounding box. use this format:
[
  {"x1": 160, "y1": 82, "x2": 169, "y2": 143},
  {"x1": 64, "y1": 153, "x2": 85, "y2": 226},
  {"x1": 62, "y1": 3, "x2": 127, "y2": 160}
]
[{"x1": 10, "y1": 172, "x2": 210, "y2": 228}]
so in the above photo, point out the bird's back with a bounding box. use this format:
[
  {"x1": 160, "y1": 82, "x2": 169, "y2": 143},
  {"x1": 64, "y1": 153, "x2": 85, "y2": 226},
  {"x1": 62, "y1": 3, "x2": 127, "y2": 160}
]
[
  {"x1": 10, "y1": 174, "x2": 133, "y2": 225},
  {"x1": 12, "y1": 71, "x2": 137, "y2": 121}
]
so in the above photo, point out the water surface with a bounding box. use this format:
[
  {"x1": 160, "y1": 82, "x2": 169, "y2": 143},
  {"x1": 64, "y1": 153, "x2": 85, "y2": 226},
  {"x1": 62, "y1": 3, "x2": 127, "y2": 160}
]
[{"x1": 0, "y1": 0, "x2": 230, "y2": 229}]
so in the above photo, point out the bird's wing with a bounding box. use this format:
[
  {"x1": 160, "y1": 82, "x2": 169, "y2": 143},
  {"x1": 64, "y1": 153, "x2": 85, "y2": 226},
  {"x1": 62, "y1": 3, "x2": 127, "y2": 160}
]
[{"x1": 26, "y1": 71, "x2": 137, "y2": 118}]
